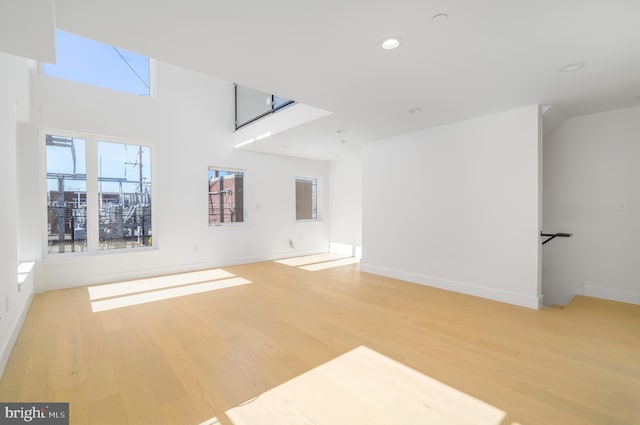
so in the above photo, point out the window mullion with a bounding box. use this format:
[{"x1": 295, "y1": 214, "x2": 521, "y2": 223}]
[{"x1": 85, "y1": 138, "x2": 99, "y2": 251}]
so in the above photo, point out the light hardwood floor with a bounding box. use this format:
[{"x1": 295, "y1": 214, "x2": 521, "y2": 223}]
[{"x1": 1, "y1": 258, "x2": 639, "y2": 424}]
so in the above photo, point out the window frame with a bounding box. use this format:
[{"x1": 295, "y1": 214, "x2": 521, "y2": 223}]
[
  {"x1": 44, "y1": 134, "x2": 88, "y2": 254},
  {"x1": 40, "y1": 128, "x2": 156, "y2": 257},
  {"x1": 295, "y1": 176, "x2": 321, "y2": 222},
  {"x1": 207, "y1": 166, "x2": 248, "y2": 228}
]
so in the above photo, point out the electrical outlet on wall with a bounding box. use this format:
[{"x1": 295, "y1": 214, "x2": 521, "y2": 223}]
[{"x1": 289, "y1": 239, "x2": 295, "y2": 249}]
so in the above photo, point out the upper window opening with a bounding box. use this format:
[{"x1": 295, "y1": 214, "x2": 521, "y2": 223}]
[
  {"x1": 45, "y1": 29, "x2": 151, "y2": 97},
  {"x1": 235, "y1": 84, "x2": 294, "y2": 130}
]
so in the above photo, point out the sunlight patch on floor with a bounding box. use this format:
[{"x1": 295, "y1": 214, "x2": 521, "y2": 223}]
[
  {"x1": 88, "y1": 268, "x2": 235, "y2": 300},
  {"x1": 299, "y1": 257, "x2": 360, "y2": 272},
  {"x1": 274, "y1": 252, "x2": 350, "y2": 267},
  {"x1": 91, "y1": 277, "x2": 251, "y2": 313},
  {"x1": 275, "y1": 253, "x2": 360, "y2": 271},
  {"x1": 225, "y1": 346, "x2": 506, "y2": 425},
  {"x1": 197, "y1": 417, "x2": 221, "y2": 425}
]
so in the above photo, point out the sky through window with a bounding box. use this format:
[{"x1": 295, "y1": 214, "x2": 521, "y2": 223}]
[{"x1": 45, "y1": 29, "x2": 150, "y2": 96}]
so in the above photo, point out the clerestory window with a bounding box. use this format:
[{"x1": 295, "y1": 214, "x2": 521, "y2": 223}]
[{"x1": 44, "y1": 29, "x2": 151, "y2": 97}]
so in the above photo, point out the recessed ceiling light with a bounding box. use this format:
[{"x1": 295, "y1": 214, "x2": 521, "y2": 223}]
[
  {"x1": 408, "y1": 107, "x2": 422, "y2": 114},
  {"x1": 432, "y1": 13, "x2": 448, "y2": 22},
  {"x1": 558, "y1": 62, "x2": 586, "y2": 72},
  {"x1": 381, "y1": 37, "x2": 401, "y2": 50},
  {"x1": 281, "y1": 145, "x2": 288, "y2": 149},
  {"x1": 336, "y1": 129, "x2": 346, "y2": 134},
  {"x1": 340, "y1": 139, "x2": 347, "y2": 144}
]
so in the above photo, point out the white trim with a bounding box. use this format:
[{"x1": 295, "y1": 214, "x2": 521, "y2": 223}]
[
  {"x1": 86, "y1": 137, "x2": 99, "y2": 251},
  {"x1": 207, "y1": 166, "x2": 248, "y2": 226},
  {"x1": 149, "y1": 58, "x2": 158, "y2": 99},
  {"x1": 41, "y1": 246, "x2": 158, "y2": 263},
  {"x1": 40, "y1": 247, "x2": 329, "y2": 291},
  {"x1": 295, "y1": 175, "x2": 322, "y2": 222},
  {"x1": 0, "y1": 286, "x2": 35, "y2": 379},
  {"x1": 583, "y1": 284, "x2": 640, "y2": 305},
  {"x1": 360, "y1": 262, "x2": 542, "y2": 310},
  {"x1": 208, "y1": 223, "x2": 251, "y2": 231}
]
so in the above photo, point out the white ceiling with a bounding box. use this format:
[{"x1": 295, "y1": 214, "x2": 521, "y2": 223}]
[
  {"x1": 0, "y1": 0, "x2": 55, "y2": 63},
  {"x1": 29, "y1": 1, "x2": 640, "y2": 160}
]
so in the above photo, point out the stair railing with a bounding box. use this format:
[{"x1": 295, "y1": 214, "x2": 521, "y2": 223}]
[{"x1": 540, "y1": 232, "x2": 573, "y2": 245}]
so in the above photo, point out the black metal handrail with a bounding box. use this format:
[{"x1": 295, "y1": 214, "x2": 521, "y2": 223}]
[{"x1": 540, "y1": 232, "x2": 573, "y2": 245}]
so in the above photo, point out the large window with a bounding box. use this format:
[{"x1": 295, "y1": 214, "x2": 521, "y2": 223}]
[
  {"x1": 44, "y1": 29, "x2": 151, "y2": 96},
  {"x1": 46, "y1": 135, "x2": 87, "y2": 253},
  {"x1": 98, "y1": 142, "x2": 152, "y2": 250},
  {"x1": 208, "y1": 168, "x2": 245, "y2": 225},
  {"x1": 296, "y1": 177, "x2": 318, "y2": 220},
  {"x1": 45, "y1": 133, "x2": 152, "y2": 254}
]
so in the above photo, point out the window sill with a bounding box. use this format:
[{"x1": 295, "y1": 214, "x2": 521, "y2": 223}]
[
  {"x1": 43, "y1": 245, "x2": 158, "y2": 262},
  {"x1": 208, "y1": 223, "x2": 250, "y2": 231}
]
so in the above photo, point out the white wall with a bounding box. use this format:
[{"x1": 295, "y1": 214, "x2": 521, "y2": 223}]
[
  {"x1": 329, "y1": 156, "x2": 362, "y2": 257},
  {"x1": 17, "y1": 60, "x2": 330, "y2": 291},
  {"x1": 0, "y1": 52, "x2": 36, "y2": 377},
  {"x1": 543, "y1": 106, "x2": 640, "y2": 305},
  {"x1": 361, "y1": 105, "x2": 542, "y2": 309}
]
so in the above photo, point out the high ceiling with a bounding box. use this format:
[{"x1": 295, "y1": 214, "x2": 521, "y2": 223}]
[{"x1": 29, "y1": 1, "x2": 640, "y2": 159}]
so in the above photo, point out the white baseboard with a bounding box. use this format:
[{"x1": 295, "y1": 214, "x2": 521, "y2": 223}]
[
  {"x1": 0, "y1": 286, "x2": 35, "y2": 379},
  {"x1": 583, "y1": 284, "x2": 640, "y2": 305},
  {"x1": 360, "y1": 262, "x2": 541, "y2": 310},
  {"x1": 40, "y1": 248, "x2": 329, "y2": 291}
]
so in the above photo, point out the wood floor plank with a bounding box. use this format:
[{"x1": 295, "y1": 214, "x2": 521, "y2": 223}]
[
  {"x1": 87, "y1": 394, "x2": 129, "y2": 425},
  {"x1": 54, "y1": 383, "x2": 88, "y2": 425},
  {"x1": 114, "y1": 367, "x2": 168, "y2": 425}
]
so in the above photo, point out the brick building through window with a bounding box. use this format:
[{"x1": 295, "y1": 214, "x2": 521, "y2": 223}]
[{"x1": 208, "y1": 170, "x2": 244, "y2": 224}]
